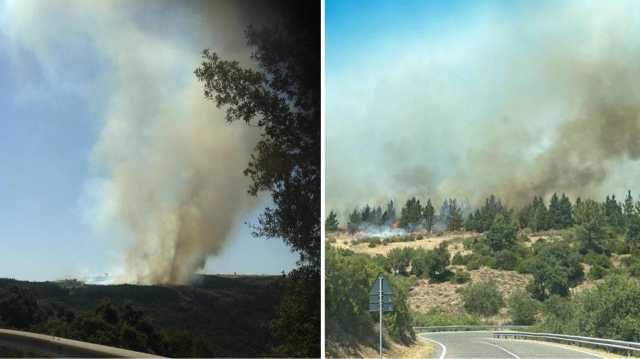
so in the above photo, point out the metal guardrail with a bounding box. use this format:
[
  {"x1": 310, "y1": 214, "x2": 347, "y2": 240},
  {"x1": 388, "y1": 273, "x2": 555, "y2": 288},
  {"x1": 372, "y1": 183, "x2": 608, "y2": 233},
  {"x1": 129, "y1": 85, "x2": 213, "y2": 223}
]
[
  {"x1": 0, "y1": 328, "x2": 160, "y2": 358},
  {"x1": 494, "y1": 331, "x2": 640, "y2": 356},
  {"x1": 414, "y1": 325, "x2": 531, "y2": 332}
]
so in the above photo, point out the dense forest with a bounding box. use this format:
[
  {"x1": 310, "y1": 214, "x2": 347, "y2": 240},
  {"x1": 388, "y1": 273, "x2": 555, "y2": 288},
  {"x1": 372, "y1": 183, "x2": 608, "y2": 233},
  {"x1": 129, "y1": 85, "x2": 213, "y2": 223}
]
[
  {"x1": 0, "y1": 275, "x2": 286, "y2": 357},
  {"x1": 326, "y1": 191, "x2": 640, "y2": 351}
]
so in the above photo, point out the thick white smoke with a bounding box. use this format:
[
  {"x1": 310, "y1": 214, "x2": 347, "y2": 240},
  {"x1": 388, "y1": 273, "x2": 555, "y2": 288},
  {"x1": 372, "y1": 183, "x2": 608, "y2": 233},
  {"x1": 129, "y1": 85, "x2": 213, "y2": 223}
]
[
  {"x1": 327, "y1": 1, "x2": 640, "y2": 216},
  {"x1": 2, "y1": 0, "x2": 268, "y2": 283}
]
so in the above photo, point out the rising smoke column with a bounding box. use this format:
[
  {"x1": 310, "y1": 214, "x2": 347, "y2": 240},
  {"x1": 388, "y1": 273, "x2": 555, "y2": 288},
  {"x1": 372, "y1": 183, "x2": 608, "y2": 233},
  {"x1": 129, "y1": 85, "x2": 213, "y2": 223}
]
[
  {"x1": 3, "y1": 0, "x2": 280, "y2": 283},
  {"x1": 327, "y1": 1, "x2": 640, "y2": 215}
]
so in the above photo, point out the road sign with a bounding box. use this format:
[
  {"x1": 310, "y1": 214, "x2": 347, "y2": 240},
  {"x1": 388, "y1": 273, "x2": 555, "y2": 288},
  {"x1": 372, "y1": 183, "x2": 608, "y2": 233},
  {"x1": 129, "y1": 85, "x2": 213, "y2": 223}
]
[
  {"x1": 369, "y1": 273, "x2": 393, "y2": 312},
  {"x1": 369, "y1": 273, "x2": 394, "y2": 358}
]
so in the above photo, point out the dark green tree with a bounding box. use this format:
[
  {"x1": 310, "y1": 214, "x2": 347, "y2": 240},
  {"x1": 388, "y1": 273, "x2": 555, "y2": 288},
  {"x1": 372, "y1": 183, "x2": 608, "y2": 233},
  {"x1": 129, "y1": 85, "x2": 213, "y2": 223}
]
[
  {"x1": 423, "y1": 199, "x2": 435, "y2": 231},
  {"x1": 574, "y1": 199, "x2": 606, "y2": 254},
  {"x1": 399, "y1": 197, "x2": 422, "y2": 231},
  {"x1": 325, "y1": 211, "x2": 339, "y2": 232},
  {"x1": 626, "y1": 214, "x2": 640, "y2": 250},
  {"x1": 559, "y1": 193, "x2": 573, "y2": 228},
  {"x1": 347, "y1": 209, "x2": 362, "y2": 233},
  {"x1": 508, "y1": 290, "x2": 539, "y2": 325},
  {"x1": 624, "y1": 190, "x2": 635, "y2": 227},
  {"x1": 194, "y1": 2, "x2": 319, "y2": 355},
  {"x1": 462, "y1": 281, "x2": 504, "y2": 316},
  {"x1": 382, "y1": 200, "x2": 397, "y2": 225},
  {"x1": 486, "y1": 214, "x2": 517, "y2": 253},
  {"x1": 447, "y1": 198, "x2": 464, "y2": 231},
  {"x1": 548, "y1": 193, "x2": 562, "y2": 229}
]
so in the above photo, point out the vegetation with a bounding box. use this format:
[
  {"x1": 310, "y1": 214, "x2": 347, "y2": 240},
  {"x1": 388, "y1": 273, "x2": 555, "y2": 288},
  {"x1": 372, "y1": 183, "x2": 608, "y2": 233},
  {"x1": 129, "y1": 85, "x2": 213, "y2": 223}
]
[
  {"x1": 326, "y1": 211, "x2": 339, "y2": 232},
  {"x1": 461, "y1": 281, "x2": 504, "y2": 317},
  {"x1": 195, "y1": 1, "x2": 319, "y2": 356},
  {"x1": 0, "y1": 275, "x2": 285, "y2": 357},
  {"x1": 542, "y1": 275, "x2": 640, "y2": 342},
  {"x1": 412, "y1": 308, "x2": 480, "y2": 326},
  {"x1": 333, "y1": 190, "x2": 640, "y2": 343},
  {"x1": 507, "y1": 290, "x2": 539, "y2": 325},
  {"x1": 326, "y1": 246, "x2": 415, "y2": 348}
]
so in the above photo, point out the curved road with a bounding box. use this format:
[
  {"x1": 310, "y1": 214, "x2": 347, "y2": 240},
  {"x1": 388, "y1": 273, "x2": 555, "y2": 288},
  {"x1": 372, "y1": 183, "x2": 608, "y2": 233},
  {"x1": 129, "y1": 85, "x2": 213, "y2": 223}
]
[{"x1": 420, "y1": 331, "x2": 606, "y2": 359}]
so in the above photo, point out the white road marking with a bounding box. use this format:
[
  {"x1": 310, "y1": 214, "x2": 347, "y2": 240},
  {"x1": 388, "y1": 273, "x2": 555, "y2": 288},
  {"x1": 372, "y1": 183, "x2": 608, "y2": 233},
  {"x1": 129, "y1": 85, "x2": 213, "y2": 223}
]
[
  {"x1": 490, "y1": 338, "x2": 607, "y2": 359},
  {"x1": 480, "y1": 341, "x2": 522, "y2": 359},
  {"x1": 419, "y1": 335, "x2": 447, "y2": 359}
]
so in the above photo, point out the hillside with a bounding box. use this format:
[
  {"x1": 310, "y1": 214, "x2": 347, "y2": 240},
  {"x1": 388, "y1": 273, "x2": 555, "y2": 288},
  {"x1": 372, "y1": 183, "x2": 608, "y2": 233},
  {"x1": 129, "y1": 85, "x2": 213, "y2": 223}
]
[{"x1": 0, "y1": 274, "x2": 285, "y2": 357}]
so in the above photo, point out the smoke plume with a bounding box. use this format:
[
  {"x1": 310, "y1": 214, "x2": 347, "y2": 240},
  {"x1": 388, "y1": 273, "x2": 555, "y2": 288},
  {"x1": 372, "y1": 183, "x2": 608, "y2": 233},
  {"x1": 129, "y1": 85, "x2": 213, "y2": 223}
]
[
  {"x1": 3, "y1": 0, "x2": 282, "y2": 283},
  {"x1": 327, "y1": 1, "x2": 640, "y2": 215}
]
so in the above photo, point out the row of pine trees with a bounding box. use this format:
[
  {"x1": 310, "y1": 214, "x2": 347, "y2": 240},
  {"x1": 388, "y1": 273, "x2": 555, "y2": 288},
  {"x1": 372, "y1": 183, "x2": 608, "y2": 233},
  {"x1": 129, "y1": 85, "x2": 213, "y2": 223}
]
[{"x1": 326, "y1": 191, "x2": 640, "y2": 236}]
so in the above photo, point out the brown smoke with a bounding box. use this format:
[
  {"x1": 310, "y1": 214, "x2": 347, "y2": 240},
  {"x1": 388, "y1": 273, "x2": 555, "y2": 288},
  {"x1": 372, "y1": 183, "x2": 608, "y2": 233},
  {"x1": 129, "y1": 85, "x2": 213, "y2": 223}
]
[
  {"x1": 326, "y1": 1, "x2": 640, "y2": 214},
  {"x1": 3, "y1": 0, "x2": 286, "y2": 283}
]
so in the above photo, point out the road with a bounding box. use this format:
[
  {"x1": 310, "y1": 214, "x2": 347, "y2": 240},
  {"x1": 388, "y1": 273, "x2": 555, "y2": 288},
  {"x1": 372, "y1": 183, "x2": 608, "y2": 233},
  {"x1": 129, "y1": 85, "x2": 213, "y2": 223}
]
[{"x1": 420, "y1": 331, "x2": 606, "y2": 359}]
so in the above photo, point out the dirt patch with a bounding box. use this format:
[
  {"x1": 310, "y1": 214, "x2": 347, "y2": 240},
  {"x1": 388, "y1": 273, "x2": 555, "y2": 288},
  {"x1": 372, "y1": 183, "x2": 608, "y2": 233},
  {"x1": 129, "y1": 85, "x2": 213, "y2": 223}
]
[
  {"x1": 328, "y1": 231, "x2": 477, "y2": 257},
  {"x1": 408, "y1": 267, "x2": 532, "y2": 323}
]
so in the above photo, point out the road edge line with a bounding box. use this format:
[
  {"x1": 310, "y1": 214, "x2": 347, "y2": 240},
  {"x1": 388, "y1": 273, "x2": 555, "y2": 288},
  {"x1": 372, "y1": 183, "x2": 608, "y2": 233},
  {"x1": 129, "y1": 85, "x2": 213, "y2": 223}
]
[
  {"x1": 418, "y1": 335, "x2": 447, "y2": 359},
  {"x1": 491, "y1": 338, "x2": 606, "y2": 359}
]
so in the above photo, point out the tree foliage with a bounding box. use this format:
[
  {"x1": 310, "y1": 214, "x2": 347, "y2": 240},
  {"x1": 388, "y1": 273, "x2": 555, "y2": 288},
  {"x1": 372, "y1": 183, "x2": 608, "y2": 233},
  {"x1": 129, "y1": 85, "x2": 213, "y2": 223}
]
[
  {"x1": 326, "y1": 211, "x2": 339, "y2": 232},
  {"x1": 461, "y1": 281, "x2": 504, "y2": 317},
  {"x1": 194, "y1": 2, "x2": 319, "y2": 354}
]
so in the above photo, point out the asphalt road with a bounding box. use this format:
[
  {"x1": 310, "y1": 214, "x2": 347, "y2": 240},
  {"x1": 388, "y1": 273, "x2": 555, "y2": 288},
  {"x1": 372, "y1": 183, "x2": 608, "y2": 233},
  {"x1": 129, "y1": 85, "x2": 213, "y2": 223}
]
[{"x1": 420, "y1": 331, "x2": 606, "y2": 359}]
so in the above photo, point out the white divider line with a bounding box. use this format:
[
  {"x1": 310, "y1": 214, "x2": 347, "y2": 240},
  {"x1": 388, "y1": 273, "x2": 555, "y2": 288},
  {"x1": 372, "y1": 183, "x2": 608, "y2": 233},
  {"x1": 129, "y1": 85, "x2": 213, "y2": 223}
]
[
  {"x1": 480, "y1": 341, "x2": 522, "y2": 359},
  {"x1": 419, "y1": 335, "x2": 447, "y2": 359}
]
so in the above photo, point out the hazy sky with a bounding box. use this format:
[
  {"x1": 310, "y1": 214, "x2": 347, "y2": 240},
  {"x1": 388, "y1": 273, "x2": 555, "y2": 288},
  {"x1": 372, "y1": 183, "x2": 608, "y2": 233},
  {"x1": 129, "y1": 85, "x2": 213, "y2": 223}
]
[
  {"x1": 326, "y1": 0, "x2": 640, "y2": 217},
  {"x1": 0, "y1": 1, "x2": 297, "y2": 282}
]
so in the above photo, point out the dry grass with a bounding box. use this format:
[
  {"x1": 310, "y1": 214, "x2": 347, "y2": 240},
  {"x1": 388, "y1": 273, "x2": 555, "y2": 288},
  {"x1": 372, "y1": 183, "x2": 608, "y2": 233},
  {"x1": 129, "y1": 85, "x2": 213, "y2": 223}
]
[
  {"x1": 409, "y1": 267, "x2": 532, "y2": 324},
  {"x1": 328, "y1": 231, "x2": 477, "y2": 256},
  {"x1": 326, "y1": 336, "x2": 435, "y2": 359}
]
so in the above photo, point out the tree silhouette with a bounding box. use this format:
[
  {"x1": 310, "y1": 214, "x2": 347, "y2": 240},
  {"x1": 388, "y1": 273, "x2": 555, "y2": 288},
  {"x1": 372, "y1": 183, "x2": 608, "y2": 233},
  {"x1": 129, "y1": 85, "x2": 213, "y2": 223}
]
[{"x1": 194, "y1": 1, "x2": 319, "y2": 356}]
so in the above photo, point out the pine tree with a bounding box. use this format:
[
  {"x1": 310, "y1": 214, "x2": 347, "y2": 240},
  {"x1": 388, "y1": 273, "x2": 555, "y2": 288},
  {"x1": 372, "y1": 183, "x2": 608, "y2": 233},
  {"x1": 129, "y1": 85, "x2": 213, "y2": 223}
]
[
  {"x1": 559, "y1": 194, "x2": 573, "y2": 228},
  {"x1": 400, "y1": 197, "x2": 422, "y2": 231},
  {"x1": 448, "y1": 199, "x2": 464, "y2": 231},
  {"x1": 423, "y1": 199, "x2": 435, "y2": 232},
  {"x1": 325, "y1": 211, "x2": 339, "y2": 232},
  {"x1": 624, "y1": 190, "x2": 635, "y2": 228},
  {"x1": 347, "y1": 209, "x2": 362, "y2": 233},
  {"x1": 384, "y1": 200, "x2": 397, "y2": 225},
  {"x1": 548, "y1": 193, "x2": 561, "y2": 229}
]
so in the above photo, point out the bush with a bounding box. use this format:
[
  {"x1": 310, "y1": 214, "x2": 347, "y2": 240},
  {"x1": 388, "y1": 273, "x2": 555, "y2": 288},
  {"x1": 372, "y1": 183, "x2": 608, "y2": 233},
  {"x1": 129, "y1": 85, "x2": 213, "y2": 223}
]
[
  {"x1": 451, "y1": 252, "x2": 466, "y2": 265},
  {"x1": 462, "y1": 281, "x2": 504, "y2": 317},
  {"x1": 588, "y1": 265, "x2": 608, "y2": 280},
  {"x1": 495, "y1": 250, "x2": 519, "y2": 270},
  {"x1": 508, "y1": 290, "x2": 539, "y2": 325},
  {"x1": 583, "y1": 252, "x2": 611, "y2": 268},
  {"x1": 541, "y1": 275, "x2": 640, "y2": 342},
  {"x1": 326, "y1": 246, "x2": 415, "y2": 344},
  {"x1": 411, "y1": 244, "x2": 451, "y2": 282},
  {"x1": 453, "y1": 269, "x2": 471, "y2": 284}
]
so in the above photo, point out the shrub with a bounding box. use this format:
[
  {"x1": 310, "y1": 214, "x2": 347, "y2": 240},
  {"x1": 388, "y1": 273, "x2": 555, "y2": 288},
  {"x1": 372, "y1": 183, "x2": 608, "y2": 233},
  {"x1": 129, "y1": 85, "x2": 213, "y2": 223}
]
[
  {"x1": 541, "y1": 275, "x2": 640, "y2": 342},
  {"x1": 411, "y1": 244, "x2": 451, "y2": 282},
  {"x1": 589, "y1": 265, "x2": 608, "y2": 280},
  {"x1": 508, "y1": 290, "x2": 539, "y2": 325},
  {"x1": 462, "y1": 281, "x2": 504, "y2": 316},
  {"x1": 453, "y1": 269, "x2": 471, "y2": 284},
  {"x1": 451, "y1": 252, "x2": 466, "y2": 265},
  {"x1": 495, "y1": 250, "x2": 519, "y2": 270}
]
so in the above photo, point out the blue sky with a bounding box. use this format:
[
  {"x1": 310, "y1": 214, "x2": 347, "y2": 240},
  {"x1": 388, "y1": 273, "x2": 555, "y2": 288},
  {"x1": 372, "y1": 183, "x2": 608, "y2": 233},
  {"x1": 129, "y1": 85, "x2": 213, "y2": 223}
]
[{"x1": 0, "y1": 1, "x2": 297, "y2": 282}]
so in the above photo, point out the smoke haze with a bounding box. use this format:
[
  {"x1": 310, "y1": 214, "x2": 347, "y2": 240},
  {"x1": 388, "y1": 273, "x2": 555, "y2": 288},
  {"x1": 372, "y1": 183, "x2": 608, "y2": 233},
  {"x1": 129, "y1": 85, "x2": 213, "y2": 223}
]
[
  {"x1": 2, "y1": 0, "x2": 283, "y2": 283},
  {"x1": 327, "y1": 1, "x2": 640, "y2": 216}
]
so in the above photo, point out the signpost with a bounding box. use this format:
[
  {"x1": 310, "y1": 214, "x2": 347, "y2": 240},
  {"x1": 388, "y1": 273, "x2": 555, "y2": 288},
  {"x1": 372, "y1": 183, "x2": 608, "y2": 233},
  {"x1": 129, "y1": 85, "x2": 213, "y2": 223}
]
[{"x1": 369, "y1": 273, "x2": 393, "y2": 358}]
